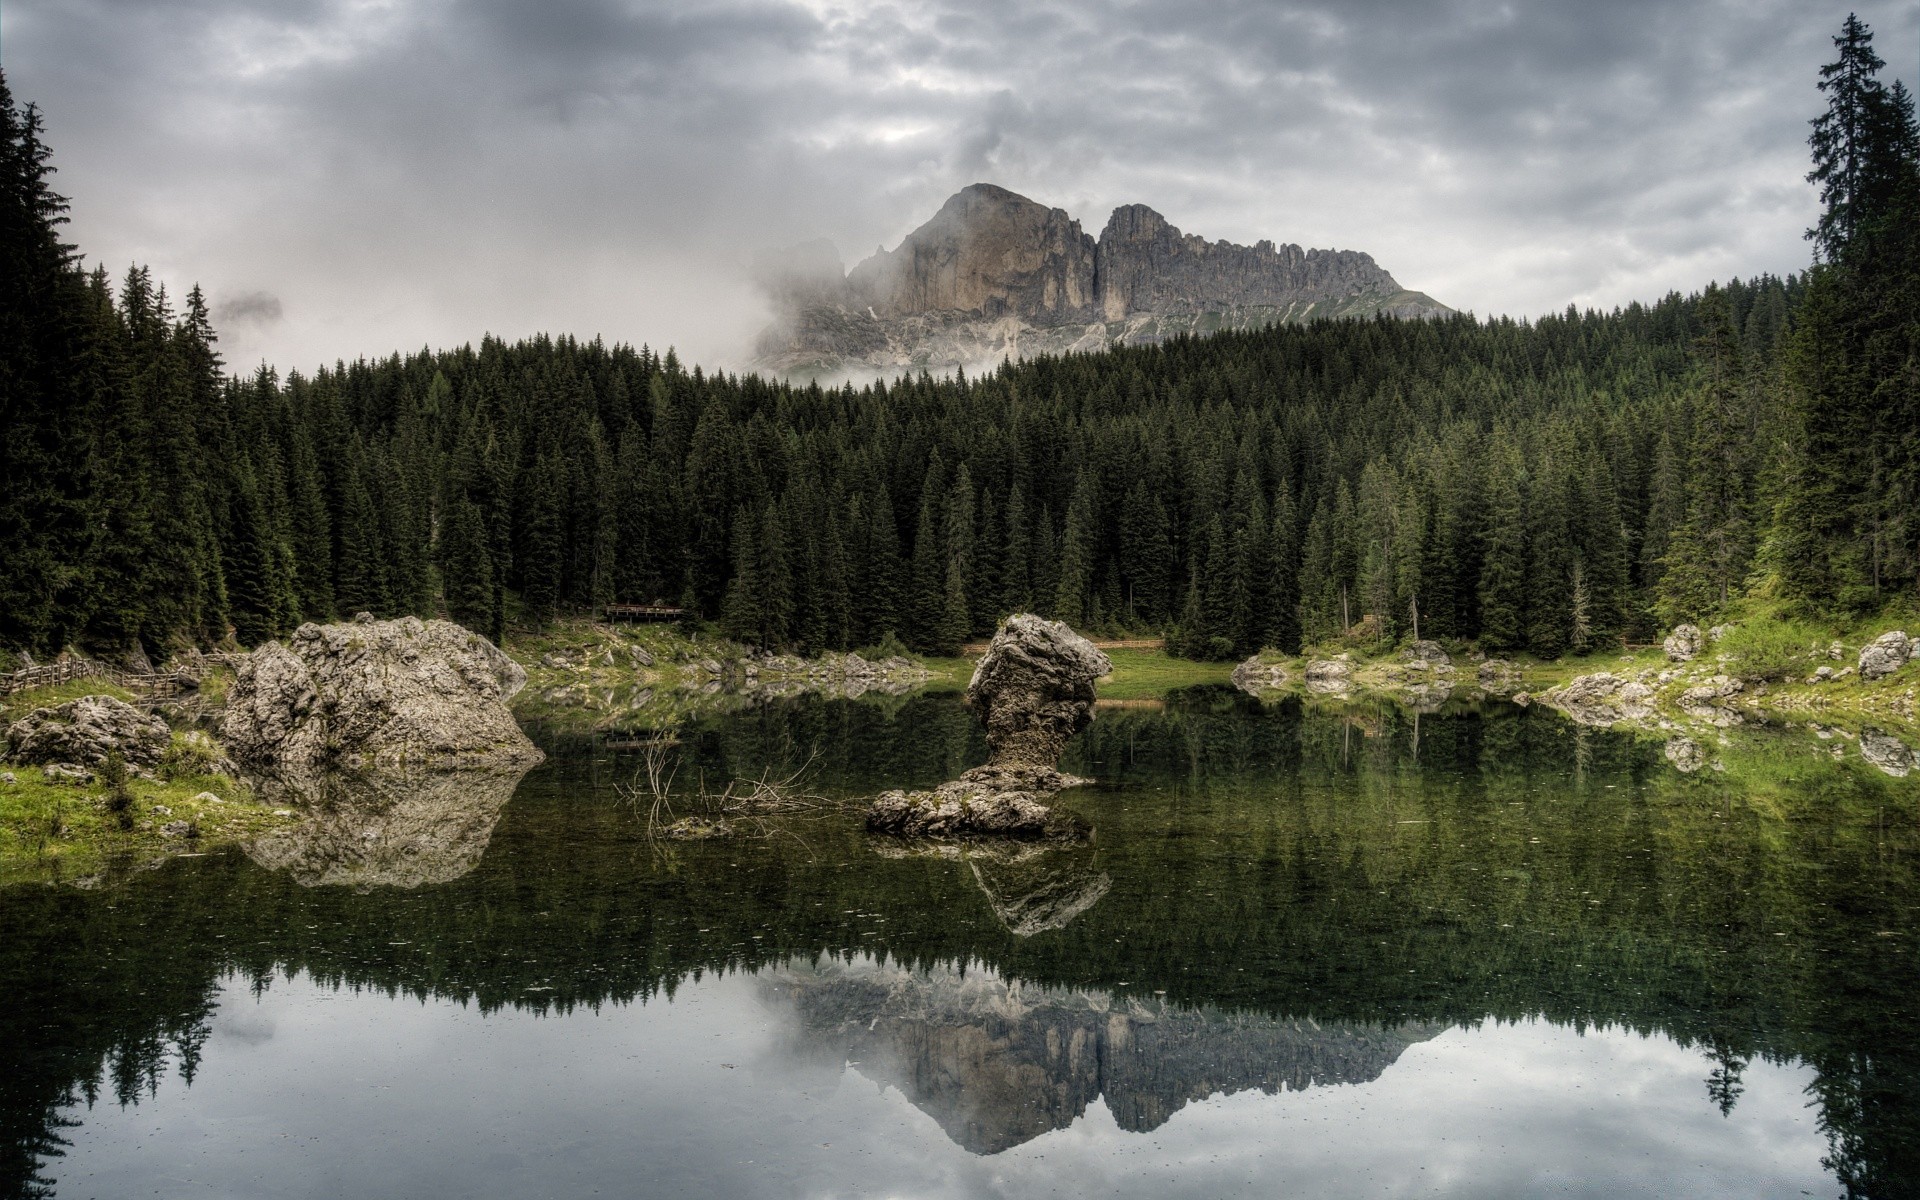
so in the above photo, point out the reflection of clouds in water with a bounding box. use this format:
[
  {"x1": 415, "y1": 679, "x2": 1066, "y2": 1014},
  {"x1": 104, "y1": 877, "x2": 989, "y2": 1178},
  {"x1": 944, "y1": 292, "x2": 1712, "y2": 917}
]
[
  {"x1": 211, "y1": 1004, "x2": 276, "y2": 1048},
  {"x1": 56, "y1": 969, "x2": 1833, "y2": 1199}
]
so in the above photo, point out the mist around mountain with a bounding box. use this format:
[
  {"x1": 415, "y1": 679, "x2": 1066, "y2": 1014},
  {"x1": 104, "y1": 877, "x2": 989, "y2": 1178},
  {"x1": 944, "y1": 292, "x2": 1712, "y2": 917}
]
[{"x1": 753, "y1": 183, "x2": 1450, "y2": 378}]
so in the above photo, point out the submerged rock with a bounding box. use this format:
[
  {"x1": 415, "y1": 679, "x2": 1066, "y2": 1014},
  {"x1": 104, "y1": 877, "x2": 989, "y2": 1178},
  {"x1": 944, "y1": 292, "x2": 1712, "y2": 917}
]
[
  {"x1": 223, "y1": 614, "x2": 541, "y2": 774},
  {"x1": 1664, "y1": 624, "x2": 1704, "y2": 663},
  {"x1": 1231, "y1": 657, "x2": 1289, "y2": 694},
  {"x1": 4, "y1": 695, "x2": 169, "y2": 770},
  {"x1": 865, "y1": 780, "x2": 1087, "y2": 841},
  {"x1": 1858, "y1": 630, "x2": 1915, "y2": 681},
  {"x1": 1663, "y1": 736, "x2": 1707, "y2": 773},
  {"x1": 1859, "y1": 729, "x2": 1916, "y2": 778},
  {"x1": 1540, "y1": 673, "x2": 1656, "y2": 726},
  {"x1": 1477, "y1": 659, "x2": 1519, "y2": 691},
  {"x1": 966, "y1": 614, "x2": 1112, "y2": 769},
  {"x1": 1304, "y1": 658, "x2": 1353, "y2": 694}
]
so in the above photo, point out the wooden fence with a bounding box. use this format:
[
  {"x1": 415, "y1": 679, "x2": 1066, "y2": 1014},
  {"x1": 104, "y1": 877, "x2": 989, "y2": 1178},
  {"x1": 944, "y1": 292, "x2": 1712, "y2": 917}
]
[{"x1": 0, "y1": 655, "x2": 203, "y2": 698}]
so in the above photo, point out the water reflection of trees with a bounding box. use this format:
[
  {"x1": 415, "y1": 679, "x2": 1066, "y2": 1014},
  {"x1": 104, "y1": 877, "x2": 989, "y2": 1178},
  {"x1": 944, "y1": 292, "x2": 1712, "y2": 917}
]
[{"x1": 3, "y1": 692, "x2": 1917, "y2": 1196}]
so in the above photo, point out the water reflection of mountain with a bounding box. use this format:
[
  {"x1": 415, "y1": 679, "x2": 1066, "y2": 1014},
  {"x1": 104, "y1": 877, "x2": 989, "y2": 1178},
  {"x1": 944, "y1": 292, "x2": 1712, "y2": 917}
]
[
  {"x1": 4, "y1": 692, "x2": 1919, "y2": 1197},
  {"x1": 766, "y1": 958, "x2": 1441, "y2": 1153}
]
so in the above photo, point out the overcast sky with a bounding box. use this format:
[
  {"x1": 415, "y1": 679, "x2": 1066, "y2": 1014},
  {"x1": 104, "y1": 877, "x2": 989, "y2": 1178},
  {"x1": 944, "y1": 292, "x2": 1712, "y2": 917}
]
[{"x1": 4, "y1": 0, "x2": 1915, "y2": 375}]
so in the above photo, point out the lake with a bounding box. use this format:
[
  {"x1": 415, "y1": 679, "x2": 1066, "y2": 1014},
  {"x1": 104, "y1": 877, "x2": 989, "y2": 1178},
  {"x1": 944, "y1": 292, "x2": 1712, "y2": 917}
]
[{"x1": 4, "y1": 688, "x2": 1917, "y2": 1198}]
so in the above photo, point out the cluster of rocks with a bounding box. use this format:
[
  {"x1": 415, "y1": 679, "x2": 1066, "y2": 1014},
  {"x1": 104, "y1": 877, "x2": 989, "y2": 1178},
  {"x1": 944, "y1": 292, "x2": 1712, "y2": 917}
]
[
  {"x1": 3, "y1": 694, "x2": 172, "y2": 778},
  {"x1": 222, "y1": 614, "x2": 542, "y2": 775},
  {"x1": 739, "y1": 652, "x2": 933, "y2": 701},
  {"x1": 1539, "y1": 673, "x2": 1660, "y2": 727},
  {"x1": 866, "y1": 614, "x2": 1109, "y2": 841}
]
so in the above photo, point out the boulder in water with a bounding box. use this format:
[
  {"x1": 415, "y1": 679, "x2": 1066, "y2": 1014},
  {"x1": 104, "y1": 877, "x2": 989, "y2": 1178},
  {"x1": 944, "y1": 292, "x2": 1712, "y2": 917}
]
[
  {"x1": 965, "y1": 614, "x2": 1112, "y2": 768},
  {"x1": 222, "y1": 614, "x2": 540, "y2": 774},
  {"x1": 4, "y1": 695, "x2": 169, "y2": 770}
]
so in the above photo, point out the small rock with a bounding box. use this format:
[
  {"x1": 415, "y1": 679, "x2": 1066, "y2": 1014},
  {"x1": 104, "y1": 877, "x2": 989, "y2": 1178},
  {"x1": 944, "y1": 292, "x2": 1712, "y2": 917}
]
[
  {"x1": 1813, "y1": 666, "x2": 1835, "y2": 682},
  {"x1": 1708, "y1": 624, "x2": 1733, "y2": 642},
  {"x1": 1858, "y1": 631, "x2": 1914, "y2": 681},
  {"x1": 193, "y1": 791, "x2": 224, "y2": 804},
  {"x1": 629, "y1": 646, "x2": 655, "y2": 668},
  {"x1": 1663, "y1": 625, "x2": 1704, "y2": 663},
  {"x1": 152, "y1": 804, "x2": 171, "y2": 816},
  {"x1": 41, "y1": 762, "x2": 93, "y2": 783},
  {"x1": 0, "y1": 771, "x2": 13, "y2": 784},
  {"x1": 1829, "y1": 641, "x2": 1846, "y2": 661},
  {"x1": 159, "y1": 820, "x2": 192, "y2": 838},
  {"x1": 1402, "y1": 640, "x2": 1451, "y2": 669}
]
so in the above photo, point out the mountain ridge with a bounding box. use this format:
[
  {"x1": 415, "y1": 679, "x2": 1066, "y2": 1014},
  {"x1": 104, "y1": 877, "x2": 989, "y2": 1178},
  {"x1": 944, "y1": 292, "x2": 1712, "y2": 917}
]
[{"x1": 755, "y1": 182, "x2": 1450, "y2": 376}]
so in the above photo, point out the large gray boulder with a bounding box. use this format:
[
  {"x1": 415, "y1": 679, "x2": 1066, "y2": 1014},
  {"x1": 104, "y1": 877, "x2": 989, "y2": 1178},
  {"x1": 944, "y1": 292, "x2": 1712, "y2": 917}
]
[
  {"x1": 965, "y1": 614, "x2": 1112, "y2": 769},
  {"x1": 222, "y1": 614, "x2": 540, "y2": 774},
  {"x1": 4, "y1": 695, "x2": 169, "y2": 770},
  {"x1": 1858, "y1": 631, "x2": 1915, "y2": 681}
]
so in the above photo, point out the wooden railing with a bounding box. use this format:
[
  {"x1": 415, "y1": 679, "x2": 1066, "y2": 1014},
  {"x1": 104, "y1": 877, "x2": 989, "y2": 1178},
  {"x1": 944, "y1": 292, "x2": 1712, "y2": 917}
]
[{"x1": 0, "y1": 655, "x2": 201, "y2": 698}]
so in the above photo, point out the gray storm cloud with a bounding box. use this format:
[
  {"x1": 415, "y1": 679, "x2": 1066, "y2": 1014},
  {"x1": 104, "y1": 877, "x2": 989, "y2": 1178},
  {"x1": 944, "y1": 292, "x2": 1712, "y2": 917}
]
[{"x1": 3, "y1": 0, "x2": 1912, "y2": 375}]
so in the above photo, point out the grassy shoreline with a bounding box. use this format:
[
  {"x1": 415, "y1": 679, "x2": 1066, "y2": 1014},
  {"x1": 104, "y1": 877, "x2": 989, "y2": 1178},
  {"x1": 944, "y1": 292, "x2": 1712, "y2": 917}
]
[
  {"x1": 0, "y1": 680, "x2": 298, "y2": 886},
  {"x1": 8, "y1": 609, "x2": 1913, "y2": 886}
]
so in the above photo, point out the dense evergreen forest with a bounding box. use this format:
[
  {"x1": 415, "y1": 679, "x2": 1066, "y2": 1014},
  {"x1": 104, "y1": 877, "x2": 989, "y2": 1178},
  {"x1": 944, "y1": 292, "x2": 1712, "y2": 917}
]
[{"x1": 1, "y1": 16, "x2": 1915, "y2": 664}]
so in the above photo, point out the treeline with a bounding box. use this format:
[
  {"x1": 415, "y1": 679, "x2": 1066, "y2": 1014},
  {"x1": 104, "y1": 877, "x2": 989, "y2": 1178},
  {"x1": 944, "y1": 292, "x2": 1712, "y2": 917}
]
[{"x1": 0, "y1": 17, "x2": 1914, "y2": 664}]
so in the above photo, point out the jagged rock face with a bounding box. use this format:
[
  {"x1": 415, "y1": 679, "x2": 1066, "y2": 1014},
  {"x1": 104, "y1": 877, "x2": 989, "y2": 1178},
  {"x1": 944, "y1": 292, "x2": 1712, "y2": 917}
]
[
  {"x1": 223, "y1": 614, "x2": 541, "y2": 774},
  {"x1": 1097, "y1": 203, "x2": 1415, "y2": 321},
  {"x1": 244, "y1": 765, "x2": 532, "y2": 889},
  {"x1": 762, "y1": 958, "x2": 1444, "y2": 1155},
  {"x1": 757, "y1": 183, "x2": 1450, "y2": 376},
  {"x1": 3, "y1": 695, "x2": 169, "y2": 770},
  {"x1": 849, "y1": 184, "x2": 1098, "y2": 323},
  {"x1": 967, "y1": 614, "x2": 1113, "y2": 769}
]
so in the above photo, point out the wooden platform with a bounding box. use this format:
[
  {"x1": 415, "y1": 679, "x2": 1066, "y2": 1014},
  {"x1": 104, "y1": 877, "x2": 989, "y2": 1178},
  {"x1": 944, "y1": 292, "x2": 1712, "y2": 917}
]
[{"x1": 604, "y1": 604, "x2": 687, "y2": 623}]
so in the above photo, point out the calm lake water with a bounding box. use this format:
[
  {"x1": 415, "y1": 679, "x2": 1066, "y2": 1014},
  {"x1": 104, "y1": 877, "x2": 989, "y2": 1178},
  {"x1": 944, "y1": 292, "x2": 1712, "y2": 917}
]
[{"x1": 4, "y1": 687, "x2": 1918, "y2": 1198}]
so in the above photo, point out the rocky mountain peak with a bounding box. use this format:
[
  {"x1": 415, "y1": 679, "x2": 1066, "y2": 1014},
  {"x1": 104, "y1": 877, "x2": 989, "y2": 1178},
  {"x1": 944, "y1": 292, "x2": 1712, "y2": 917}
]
[{"x1": 755, "y1": 184, "x2": 1449, "y2": 376}]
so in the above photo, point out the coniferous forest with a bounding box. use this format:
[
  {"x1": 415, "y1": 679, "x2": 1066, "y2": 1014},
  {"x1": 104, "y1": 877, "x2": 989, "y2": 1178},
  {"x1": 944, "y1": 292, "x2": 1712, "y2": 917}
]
[{"x1": 1, "y1": 17, "x2": 1916, "y2": 665}]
